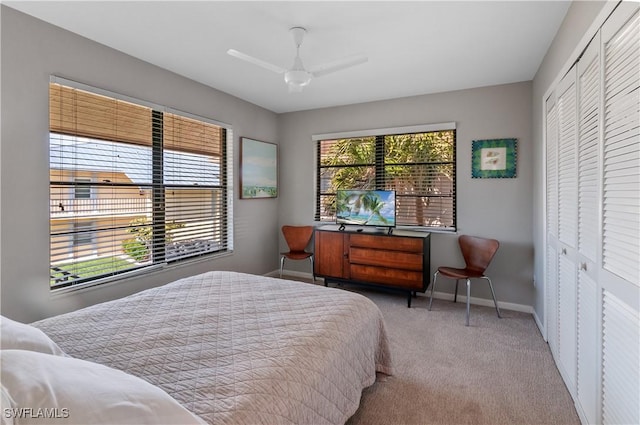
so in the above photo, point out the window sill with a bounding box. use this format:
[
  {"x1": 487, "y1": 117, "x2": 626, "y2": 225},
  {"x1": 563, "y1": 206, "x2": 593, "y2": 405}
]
[{"x1": 49, "y1": 250, "x2": 234, "y2": 299}]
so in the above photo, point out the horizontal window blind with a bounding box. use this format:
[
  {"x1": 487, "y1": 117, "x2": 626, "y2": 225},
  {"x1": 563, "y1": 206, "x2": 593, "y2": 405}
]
[
  {"x1": 316, "y1": 128, "x2": 456, "y2": 230},
  {"x1": 49, "y1": 80, "x2": 230, "y2": 289}
]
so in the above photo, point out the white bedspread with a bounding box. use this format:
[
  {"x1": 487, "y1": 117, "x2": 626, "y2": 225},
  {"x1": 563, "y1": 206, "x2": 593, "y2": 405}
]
[{"x1": 33, "y1": 271, "x2": 393, "y2": 425}]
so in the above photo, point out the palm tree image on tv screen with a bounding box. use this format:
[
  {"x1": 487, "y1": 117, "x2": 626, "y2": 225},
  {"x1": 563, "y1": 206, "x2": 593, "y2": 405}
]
[{"x1": 336, "y1": 190, "x2": 395, "y2": 226}]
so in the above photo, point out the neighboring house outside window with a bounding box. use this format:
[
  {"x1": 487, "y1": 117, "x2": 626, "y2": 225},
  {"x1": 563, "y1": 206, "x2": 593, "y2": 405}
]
[
  {"x1": 315, "y1": 124, "x2": 456, "y2": 231},
  {"x1": 49, "y1": 78, "x2": 232, "y2": 289}
]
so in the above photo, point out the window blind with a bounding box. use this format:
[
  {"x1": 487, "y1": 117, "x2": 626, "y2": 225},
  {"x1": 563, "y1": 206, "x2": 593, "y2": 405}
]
[
  {"x1": 316, "y1": 128, "x2": 456, "y2": 230},
  {"x1": 49, "y1": 80, "x2": 230, "y2": 289}
]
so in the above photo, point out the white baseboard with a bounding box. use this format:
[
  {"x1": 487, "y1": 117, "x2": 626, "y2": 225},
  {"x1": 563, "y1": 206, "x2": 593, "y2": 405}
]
[
  {"x1": 266, "y1": 269, "x2": 313, "y2": 279},
  {"x1": 273, "y1": 269, "x2": 534, "y2": 314},
  {"x1": 428, "y1": 290, "x2": 533, "y2": 314},
  {"x1": 533, "y1": 309, "x2": 547, "y2": 341}
]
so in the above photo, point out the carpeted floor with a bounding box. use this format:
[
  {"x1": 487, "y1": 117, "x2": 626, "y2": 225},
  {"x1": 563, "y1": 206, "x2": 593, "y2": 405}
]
[{"x1": 286, "y1": 276, "x2": 580, "y2": 425}]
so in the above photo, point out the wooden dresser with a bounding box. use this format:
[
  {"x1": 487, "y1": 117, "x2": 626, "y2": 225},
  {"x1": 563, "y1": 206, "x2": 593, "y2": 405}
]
[{"x1": 314, "y1": 226, "x2": 430, "y2": 307}]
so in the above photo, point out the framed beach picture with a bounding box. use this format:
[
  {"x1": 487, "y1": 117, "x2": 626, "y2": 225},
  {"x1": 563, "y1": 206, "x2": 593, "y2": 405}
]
[
  {"x1": 240, "y1": 137, "x2": 278, "y2": 199},
  {"x1": 471, "y1": 138, "x2": 517, "y2": 178}
]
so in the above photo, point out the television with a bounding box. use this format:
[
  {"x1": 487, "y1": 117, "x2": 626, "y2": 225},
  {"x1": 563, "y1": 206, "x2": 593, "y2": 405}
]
[{"x1": 336, "y1": 189, "x2": 396, "y2": 231}]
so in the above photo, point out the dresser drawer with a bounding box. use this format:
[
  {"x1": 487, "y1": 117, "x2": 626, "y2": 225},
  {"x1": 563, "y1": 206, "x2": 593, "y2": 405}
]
[
  {"x1": 349, "y1": 234, "x2": 423, "y2": 253},
  {"x1": 349, "y1": 247, "x2": 422, "y2": 271},
  {"x1": 350, "y1": 264, "x2": 423, "y2": 289}
]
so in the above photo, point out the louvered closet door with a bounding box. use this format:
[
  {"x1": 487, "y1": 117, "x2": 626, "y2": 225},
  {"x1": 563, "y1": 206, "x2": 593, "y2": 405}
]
[
  {"x1": 599, "y1": 4, "x2": 640, "y2": 425},
  {"x1": 575, "y1": 34, "x2": 601, "y2": 425},
  {"x1": 556, "y1": 67, "x2": 579, "y2": 396},
  {"x1": 545, "y1": 93, "x2": 560, "y2": 358}
]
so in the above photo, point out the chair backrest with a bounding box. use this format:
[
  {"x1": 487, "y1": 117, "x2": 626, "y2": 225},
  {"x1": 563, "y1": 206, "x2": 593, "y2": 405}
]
[
  {"x1": 459, "y1": 235, "x2": 499, "y2": 275},
  {"x1": 282, "y1": 225, "x2": 314, "y2": 252}
]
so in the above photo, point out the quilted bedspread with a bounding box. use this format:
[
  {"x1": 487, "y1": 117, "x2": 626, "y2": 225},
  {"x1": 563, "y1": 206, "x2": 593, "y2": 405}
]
[{"x1": 32, "y1": 271, "x2": 393, "y2": 425}]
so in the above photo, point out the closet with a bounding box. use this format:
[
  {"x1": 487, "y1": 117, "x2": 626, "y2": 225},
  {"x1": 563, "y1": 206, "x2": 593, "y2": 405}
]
[{"x1": 544, "y1": 2, "x2": 639, "y2": 424}]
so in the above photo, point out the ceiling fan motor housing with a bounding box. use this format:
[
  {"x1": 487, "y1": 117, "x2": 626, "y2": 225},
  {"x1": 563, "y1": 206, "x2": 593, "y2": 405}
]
[{"x1": 285, "y1": 69, "x2": 312, "y2": 90}]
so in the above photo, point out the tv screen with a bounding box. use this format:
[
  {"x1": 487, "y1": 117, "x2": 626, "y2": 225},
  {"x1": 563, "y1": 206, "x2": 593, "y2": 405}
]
[{"x1": 336, "y1": 189, "x2": 396, "y2": 228}]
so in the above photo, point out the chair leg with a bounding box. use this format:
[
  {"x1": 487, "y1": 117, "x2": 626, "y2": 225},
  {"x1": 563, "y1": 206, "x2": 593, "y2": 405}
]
[
  {"x1": 309, "y1": 256, "x2": 315, "y2": 282},
  {"x1": 484, "y1": 276, "x2": 502, "y2": 318},
  {"x1": 465, "y1": 278, "x2": 471, "y2": 326},
  {"x1": 428, "y1": 271, "x2": 439, "y2": 310},
  {"x1": 279, "y1": 256, "x2": 285, "y2": 278},
  {"x1": 454, "y1": 279, "x2": 459, "y2": 303}
]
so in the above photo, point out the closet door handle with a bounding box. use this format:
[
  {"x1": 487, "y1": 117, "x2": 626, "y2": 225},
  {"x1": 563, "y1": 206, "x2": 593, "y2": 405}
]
[
  {"x1": 562, "y1": 248, "x2": 567, "y2": 255},
  {"x1": 580, "y1": 262, "x2": 587, "y2": 271}
]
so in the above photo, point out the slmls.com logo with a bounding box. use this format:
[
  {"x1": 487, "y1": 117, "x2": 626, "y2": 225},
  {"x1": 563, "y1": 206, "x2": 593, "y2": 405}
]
[{"x1": 4, "y1": 408, "x2": 70, "y2": 419}]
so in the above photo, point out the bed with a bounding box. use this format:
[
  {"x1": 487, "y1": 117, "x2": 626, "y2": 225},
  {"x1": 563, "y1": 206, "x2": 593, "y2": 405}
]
[{"x1": 15, "y1": 271, "x2": 392, "y2": 424}]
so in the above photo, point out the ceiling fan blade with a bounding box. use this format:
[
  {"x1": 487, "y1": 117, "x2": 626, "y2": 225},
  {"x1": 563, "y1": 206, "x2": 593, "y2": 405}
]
[
  {"x1": 227, "y1": 49, "x2": 286, "y2": 74},
  {"x1": 311, "y1": 55, "x2": 368, "y2": 78}
]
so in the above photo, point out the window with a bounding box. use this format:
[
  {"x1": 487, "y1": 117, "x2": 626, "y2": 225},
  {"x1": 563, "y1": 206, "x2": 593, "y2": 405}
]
[
  {"x1": 315, "y1": 124, "x2": 456, "y2": 231},
  {"x1": 72, "y1": 221, "x2": 96, "y2": 254},
  {"x1": 49, "y1": 78, "x2": 232, "y2": 289},
  {"x1": 73, "y1": 178, "x2": 92, "y2": 199}
]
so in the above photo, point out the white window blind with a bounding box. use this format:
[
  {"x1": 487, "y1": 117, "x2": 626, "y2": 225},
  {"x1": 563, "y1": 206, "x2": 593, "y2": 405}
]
[
  {"x1": 602, "y1": 10, "x2": 640, "y2": 286},
  {"x1": 49, "y1": 80, "x2": 231, "y2": 289},
  {"x1": 316, "y1": 128, "x2": 456, "y2": 230}
]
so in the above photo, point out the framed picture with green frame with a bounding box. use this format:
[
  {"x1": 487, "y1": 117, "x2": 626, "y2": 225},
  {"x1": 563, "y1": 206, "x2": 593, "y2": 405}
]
[{"x1": 471, "y1": 138, "x2": 517, "y2": 178}]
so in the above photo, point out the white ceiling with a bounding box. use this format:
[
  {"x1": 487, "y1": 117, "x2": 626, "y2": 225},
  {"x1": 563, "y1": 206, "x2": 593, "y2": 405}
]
[{"x1": 6, "y1": 1, "x2": 571, "y2": 114}]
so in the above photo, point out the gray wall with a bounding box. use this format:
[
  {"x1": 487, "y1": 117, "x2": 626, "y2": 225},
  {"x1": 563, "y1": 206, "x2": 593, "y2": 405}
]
[
  {"x1": 531, "y1": 1, "x2": 609, "y2": 328},
  {"x1": 278, "y1": 82, "x2": 535, "y2": 308},
  {"x1": 0, "y1": 7, "x2": 280, "y2": 323}
]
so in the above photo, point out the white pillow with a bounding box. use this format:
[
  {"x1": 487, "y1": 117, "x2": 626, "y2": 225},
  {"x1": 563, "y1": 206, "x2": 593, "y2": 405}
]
[
  {"x1": 1, "y1": 385, "x2": 15, "y2": 425},
  {"x1": 0, "y1": 350, "x2": 206, "y2": 425},
  {"x1": 0, "y1": 316, "x2": 65, "y2": 356}
]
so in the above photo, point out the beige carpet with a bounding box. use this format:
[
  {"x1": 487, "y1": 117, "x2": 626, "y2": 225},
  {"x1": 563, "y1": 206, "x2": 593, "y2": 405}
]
[{"x1": 287, "y1": 277, "x2": 580, "y2": 425}]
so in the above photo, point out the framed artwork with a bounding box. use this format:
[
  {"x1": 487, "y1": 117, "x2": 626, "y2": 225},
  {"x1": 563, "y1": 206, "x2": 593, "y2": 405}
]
[
  {"x1": 240, "y1": 137, "x2": 278, "y2": 199},
  {"x1": 471, "y1": 138, "x2": 517, "y2": 178}
]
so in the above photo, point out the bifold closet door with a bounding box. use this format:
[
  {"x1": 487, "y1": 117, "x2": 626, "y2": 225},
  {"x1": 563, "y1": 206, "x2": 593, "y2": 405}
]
[
  {"x1": 545, "y1": 2, "x2": 639, "y2": 423},
  {"x1": 575, "y1": 31, "x2": 600, "y2": 425},
  {"x1": 556, "y1": 66, "x2": 579, "y2": 396},
  {"x1": 599, "y1": 4, "x2": 639, "y2": 425},
  {"x1": 545, "y1": 93, "x2": 559, "y2": 359}
]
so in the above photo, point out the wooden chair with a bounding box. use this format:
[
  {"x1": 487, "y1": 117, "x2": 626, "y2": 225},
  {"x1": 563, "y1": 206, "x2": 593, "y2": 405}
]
[
  {"x1": 428, "y1": 235, "x2": 501, "y2": 326},
  {"x1": 280, "y1": 225, "x2": 315, "y2": 281}
]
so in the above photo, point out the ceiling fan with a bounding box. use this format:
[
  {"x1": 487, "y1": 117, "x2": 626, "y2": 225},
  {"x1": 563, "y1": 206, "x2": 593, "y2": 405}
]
[{"x1": 227, "y1": 27, "x2": 368, "y2": 93}]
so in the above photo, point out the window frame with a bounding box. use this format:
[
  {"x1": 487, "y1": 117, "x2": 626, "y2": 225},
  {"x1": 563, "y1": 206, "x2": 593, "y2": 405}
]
[
  {"x1": 49, "y1": 76, "x2": 234, "y2": 291},
  {"x1": 313, "y1": 122, "x2": 457, "y2": 232}
]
